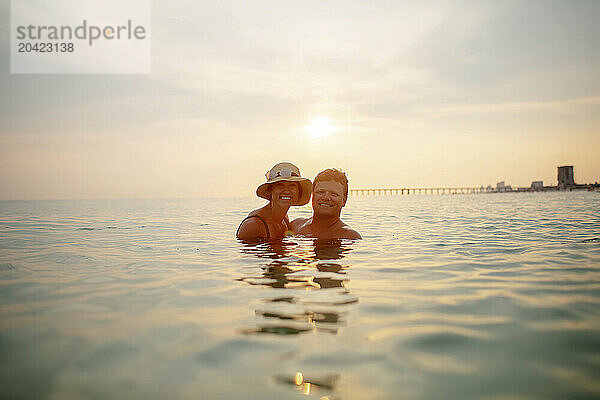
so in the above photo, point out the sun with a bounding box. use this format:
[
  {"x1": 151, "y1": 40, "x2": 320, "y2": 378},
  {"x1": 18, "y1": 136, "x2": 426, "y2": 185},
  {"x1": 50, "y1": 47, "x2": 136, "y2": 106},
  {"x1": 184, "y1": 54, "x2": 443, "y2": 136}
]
[{"x1": 305, "y1": 117, "x2": 336, "y2": 138}]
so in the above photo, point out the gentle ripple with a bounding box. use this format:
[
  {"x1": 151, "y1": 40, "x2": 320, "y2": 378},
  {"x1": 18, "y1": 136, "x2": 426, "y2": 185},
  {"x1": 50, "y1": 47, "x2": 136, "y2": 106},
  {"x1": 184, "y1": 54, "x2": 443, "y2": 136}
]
[{"x1": 1, "y1": 192, "x2": 599, "y2": 399}]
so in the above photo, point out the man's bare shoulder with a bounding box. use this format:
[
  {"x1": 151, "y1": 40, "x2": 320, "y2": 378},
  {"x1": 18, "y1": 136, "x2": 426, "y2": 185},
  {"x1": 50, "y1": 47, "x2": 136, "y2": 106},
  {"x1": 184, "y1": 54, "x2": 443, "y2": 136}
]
[
  {"x1": 290, "y1": 217, "x2": 310, "y2": 233},
  {"x1": 340, "y1": 226, "x2": 362, "y2": 240},
  {"x1": 338, "y1": 221, "x2": 362, "y2": 239}
]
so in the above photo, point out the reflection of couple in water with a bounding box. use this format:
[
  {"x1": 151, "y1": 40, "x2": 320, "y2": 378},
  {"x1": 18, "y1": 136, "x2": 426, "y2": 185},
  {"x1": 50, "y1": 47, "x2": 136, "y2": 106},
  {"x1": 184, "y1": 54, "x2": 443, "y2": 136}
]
[
  {"x1": 236, "y1": 162, "x2": 361, "y2": 241},
  {"x1": 238, "y1": 235, "x2": 357, "y2": 337}
]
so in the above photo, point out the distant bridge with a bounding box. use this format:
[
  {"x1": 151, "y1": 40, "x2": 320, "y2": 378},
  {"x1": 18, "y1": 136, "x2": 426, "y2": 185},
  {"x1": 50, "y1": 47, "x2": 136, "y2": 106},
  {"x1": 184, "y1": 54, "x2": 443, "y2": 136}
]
[{"x1": 349, "y1": 187, "x2": 487, "y2": 195}]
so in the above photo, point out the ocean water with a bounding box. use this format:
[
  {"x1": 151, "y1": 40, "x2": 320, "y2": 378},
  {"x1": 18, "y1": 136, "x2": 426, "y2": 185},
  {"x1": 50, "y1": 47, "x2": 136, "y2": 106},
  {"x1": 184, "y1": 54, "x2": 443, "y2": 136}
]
[{"x1": 1, "y1": 192, "x2": 599, "y2": 400}]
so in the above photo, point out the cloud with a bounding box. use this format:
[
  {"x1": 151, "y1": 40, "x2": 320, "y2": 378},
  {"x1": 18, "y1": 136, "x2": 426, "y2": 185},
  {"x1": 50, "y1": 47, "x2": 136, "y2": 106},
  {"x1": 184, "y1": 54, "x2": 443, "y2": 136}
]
[
  {"x1": 435, "y1": 96, "x2": 600, "y2": 117},
  {"x1": 1, "y1": 0, "x2": 599, "y2": 198}
]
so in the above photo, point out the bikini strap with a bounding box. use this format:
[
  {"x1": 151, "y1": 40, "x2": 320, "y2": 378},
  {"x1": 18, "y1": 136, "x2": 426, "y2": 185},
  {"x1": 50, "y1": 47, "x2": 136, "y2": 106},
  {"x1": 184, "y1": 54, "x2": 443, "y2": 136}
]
[{"x1": 236, "y1": 215, "x2": 270, "y2": 239}]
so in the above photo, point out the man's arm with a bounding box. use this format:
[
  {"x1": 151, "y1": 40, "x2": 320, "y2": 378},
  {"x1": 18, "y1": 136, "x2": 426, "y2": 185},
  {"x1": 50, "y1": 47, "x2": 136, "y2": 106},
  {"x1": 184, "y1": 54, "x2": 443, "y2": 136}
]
[{"x1": 236, "y1": 218, "x2": 268, "y2": 241}]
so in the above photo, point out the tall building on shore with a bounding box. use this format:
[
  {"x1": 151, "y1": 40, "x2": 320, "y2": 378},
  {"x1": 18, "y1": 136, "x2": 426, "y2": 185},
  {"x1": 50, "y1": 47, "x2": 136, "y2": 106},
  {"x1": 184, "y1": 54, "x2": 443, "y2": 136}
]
[{"x1": 557, "y1": 166, "x2": 575, "y2": 189}]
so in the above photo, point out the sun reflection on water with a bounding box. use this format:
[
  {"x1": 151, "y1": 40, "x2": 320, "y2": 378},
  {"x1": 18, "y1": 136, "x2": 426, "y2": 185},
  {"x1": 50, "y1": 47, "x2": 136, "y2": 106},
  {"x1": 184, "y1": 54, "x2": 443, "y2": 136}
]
[
  {"x1": 273, "y1": 370, "x2": 341, "y2": 398},
  {"x1": 238, "y1": 238, "x2": 354, "y2": 397}
]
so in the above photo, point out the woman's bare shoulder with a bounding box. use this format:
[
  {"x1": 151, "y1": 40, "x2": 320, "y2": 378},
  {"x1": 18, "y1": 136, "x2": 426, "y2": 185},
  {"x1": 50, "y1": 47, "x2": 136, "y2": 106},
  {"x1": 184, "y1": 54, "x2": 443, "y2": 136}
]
[{"x1": 237, "y1": 216, "x2": 268, "y2": 240}]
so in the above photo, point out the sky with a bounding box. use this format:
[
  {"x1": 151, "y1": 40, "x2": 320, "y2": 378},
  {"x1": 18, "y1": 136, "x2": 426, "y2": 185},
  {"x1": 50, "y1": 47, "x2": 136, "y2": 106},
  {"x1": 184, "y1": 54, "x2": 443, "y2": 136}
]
[{"x1": 1, "y1": 0, "x2": 599, "y2": 200}]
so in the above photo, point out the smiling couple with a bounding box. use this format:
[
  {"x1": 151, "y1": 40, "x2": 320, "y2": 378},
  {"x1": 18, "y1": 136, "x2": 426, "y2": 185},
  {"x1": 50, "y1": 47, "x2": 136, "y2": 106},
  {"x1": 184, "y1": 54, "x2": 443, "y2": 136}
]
[{"x1": 236, "y1": 162, "x2": 361, "y2": 241}]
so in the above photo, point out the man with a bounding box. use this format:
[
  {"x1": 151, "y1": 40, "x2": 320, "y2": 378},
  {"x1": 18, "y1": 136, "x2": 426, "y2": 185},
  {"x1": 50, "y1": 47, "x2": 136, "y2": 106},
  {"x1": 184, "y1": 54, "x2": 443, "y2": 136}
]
[{"x1": 291, "y1": 168, "x2": 362, "y2": 240}]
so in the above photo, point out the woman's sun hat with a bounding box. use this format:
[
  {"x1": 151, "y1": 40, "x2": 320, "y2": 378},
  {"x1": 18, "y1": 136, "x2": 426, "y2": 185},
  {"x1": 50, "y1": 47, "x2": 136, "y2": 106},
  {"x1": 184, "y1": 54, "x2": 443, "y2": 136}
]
[{"x1": 256, "y1": 162, "x2": 312, "y2": 206}]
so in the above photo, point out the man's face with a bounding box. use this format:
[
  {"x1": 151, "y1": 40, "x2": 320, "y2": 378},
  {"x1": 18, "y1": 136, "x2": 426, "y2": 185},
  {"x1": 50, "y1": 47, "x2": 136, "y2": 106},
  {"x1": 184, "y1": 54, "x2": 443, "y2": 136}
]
[
  {"x1": 270, "y1": 181, "x2": 299, "y2": 206},
  {"x1": 312, "y1": 180, "x2": 346, "y2": 217}
]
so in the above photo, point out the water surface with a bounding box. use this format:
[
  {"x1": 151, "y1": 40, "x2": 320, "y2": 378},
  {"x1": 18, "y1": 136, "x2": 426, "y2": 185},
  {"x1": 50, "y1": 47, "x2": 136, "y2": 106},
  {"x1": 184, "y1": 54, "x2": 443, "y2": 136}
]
[{"x1": 1, "y1": 192, "x2": 599, "y2": 399}]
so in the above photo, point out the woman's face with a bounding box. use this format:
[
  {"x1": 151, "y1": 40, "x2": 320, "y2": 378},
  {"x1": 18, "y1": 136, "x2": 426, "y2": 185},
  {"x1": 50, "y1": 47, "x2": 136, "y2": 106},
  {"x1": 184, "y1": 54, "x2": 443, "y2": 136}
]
[{"x1": 269, "y1": 181, "x2": 300, "y2": 207}]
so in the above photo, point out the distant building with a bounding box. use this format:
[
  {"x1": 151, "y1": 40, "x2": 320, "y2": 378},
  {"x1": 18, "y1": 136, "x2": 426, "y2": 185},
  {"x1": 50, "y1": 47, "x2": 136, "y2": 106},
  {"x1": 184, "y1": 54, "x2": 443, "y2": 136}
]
[
  {"x1": 531, "y1": 181, "x2": 543, "y2": 191},
  {"x1": 558, "y1": 166, "x2": 575, "y2": 189},
  {"x1": 495, "y1": 182, "x2": 513, "y2": 191}
]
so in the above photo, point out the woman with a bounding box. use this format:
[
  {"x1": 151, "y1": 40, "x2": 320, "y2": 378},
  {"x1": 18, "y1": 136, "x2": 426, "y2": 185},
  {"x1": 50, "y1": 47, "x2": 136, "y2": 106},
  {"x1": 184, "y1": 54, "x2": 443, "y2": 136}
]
[{"x1": 236, "y1": 162, "x2": 312, "y2": 241}]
